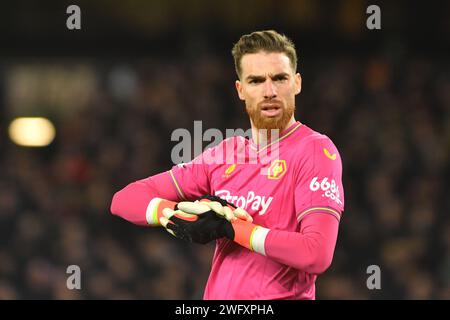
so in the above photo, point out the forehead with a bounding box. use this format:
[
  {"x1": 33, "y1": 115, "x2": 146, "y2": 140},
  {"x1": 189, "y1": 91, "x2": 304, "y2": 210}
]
[{"x1": 240, "y1": 52, "x2": 293, "y2": 77}]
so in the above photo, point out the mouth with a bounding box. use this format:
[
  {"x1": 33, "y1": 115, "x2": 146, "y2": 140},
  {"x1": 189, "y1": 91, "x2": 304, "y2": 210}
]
[{"x1": 260, "y1": 104, "x2": 282, "y2": 117}]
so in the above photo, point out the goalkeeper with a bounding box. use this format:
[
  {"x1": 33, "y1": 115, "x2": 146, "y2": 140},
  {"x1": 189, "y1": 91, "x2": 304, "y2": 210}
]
[{"x1": 110, "y1": 30, "x2": 344, "y2": 300}]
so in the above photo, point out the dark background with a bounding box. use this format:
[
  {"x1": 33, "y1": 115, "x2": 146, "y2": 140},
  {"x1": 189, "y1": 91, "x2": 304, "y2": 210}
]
[{"x1": 0, "y1": 0, "x2": 449, "y2": 299}]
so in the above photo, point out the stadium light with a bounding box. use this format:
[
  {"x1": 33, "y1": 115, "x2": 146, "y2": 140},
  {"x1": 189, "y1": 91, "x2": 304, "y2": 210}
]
[{"x1": 8, "y1": 117, "x2": 56, "y2": 147}]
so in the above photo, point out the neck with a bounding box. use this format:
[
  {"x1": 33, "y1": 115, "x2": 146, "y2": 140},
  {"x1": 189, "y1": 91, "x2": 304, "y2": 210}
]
[{"x1": 251, "y1": 117, "x2": 296, "y2": 146}]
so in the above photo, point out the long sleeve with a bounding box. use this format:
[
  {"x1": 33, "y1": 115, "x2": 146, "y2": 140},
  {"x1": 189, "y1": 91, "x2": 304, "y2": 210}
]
[
  {"x1": 111, "y1": 144, "x2": 213, "y2": 226},
  {"x1": 231, "y1": 211, "x2": 340, "y2": 275},
  {"x1": 110, "y1": 171, "x2": 180, "y2": 226},
  {"x1": 264, "y1": 212, "x2": 339, "y2": 274}
]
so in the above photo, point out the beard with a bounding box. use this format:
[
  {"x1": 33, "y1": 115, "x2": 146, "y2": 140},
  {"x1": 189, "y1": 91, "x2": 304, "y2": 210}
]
[{"x1": 246, "y1": 101, "x2": 295, "y2": 140}]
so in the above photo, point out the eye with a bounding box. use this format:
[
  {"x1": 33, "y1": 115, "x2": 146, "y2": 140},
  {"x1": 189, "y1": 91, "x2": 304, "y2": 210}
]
[
  {"x1": 274, "y1": 75, "x2": 288, "y2": 82},
  {"x1": 249, "y1": 78, "x2": 263, "y2": 84}
]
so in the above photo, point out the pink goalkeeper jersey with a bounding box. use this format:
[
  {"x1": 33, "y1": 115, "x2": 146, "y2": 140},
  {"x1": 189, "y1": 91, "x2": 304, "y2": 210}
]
[{"x1": 167, "y1": 121, "x2": 344, "y2": 299}]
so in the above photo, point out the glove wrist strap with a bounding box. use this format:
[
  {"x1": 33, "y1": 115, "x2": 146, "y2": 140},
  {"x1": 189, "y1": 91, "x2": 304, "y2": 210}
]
[{"x1": 230, "y1": 219, "x2": 269, "y2": 254}]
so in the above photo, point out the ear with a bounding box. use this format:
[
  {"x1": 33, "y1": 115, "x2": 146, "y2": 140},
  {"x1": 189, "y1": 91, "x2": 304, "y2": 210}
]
[
  {"x1": 295, "y1": 73, "x2": 302, "y2": 95},
  {"x1": 235, "y1": 80, "x2": 245, "y2": 101}
]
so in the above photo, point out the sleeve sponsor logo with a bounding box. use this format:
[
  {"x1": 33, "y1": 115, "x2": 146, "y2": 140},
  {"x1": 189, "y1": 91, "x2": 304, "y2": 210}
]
[{"x1": 309, "y1": 177, "x2": 342, "y2": 205}]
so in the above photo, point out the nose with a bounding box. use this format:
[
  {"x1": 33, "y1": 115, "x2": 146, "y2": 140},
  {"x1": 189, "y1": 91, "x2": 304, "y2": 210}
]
[{"x1": 263, "y1": 79, "x2": 277, "y2": 99}]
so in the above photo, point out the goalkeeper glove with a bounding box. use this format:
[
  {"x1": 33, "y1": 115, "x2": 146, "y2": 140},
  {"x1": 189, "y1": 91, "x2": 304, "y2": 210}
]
[
  {"x1": 159, "y1": 195, "x2": 257, "y2": 246},
  {"x1": 146, "y1": 197, "x2": 211, "y2": 234},
  {"x1": 145, "y1": 196, "x2": 251, "y2": 243}
]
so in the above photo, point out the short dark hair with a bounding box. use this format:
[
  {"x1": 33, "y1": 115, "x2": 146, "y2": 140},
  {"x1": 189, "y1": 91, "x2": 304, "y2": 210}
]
[{"x1": 231, "y1": 30, "x2": 298, "y2": 79}]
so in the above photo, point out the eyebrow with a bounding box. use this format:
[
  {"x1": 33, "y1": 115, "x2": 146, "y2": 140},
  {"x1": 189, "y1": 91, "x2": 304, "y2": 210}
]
[{"x1": 245, "y1": 72, "x2": 290, "y2": 82}]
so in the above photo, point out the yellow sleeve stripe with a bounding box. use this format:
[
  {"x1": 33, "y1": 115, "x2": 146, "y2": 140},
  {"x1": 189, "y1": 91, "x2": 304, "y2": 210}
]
[
  {"x1": 169, "y1": 170, "x2": 187, "y2": 201},
  {"x1": 297, "y1": 207, "x2": 341, "y2": 222},
  {"x1": 249, "y1": 227, "x2": 258, "y2": 252}
]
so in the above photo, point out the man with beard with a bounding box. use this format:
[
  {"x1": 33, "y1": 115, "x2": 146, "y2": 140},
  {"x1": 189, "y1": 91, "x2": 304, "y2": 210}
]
[{"x1": 110, "y1": 30, "x2": 344, "y2": 299}]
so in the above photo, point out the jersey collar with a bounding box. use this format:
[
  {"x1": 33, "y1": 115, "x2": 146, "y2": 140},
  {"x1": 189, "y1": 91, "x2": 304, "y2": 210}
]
[{"x1": 249, "y1": 121, "x2": 303, "y2": 153}]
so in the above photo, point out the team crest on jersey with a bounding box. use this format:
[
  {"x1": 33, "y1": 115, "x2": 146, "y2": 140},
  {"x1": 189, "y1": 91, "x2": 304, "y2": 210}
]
[
  {"x1": 267, "y1": 160, "x2": 287, "y2": 180},
  {"x1": 223, "y1": 164, "x2": 236, "y2": 179}
]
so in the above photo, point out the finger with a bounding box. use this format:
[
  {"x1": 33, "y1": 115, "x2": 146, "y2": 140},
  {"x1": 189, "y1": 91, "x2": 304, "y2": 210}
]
[
  {"x1": 166, "y1": 223, "x2": 192, "y2": 243},
  {"x1": 162, "y1": 208, "x2": 177, "y2": 219},
  {"x1": 177, "y1": 202, "x2": 211, "y2": 214},
  {"x1": 234, "y1": 207, "x2": 253, "y2": 222},
  {"x1": 159, "y1": 216, "x2": 170, "y2": 228},
  {"x1": 164, "y1": 227, "x2": 176, "y2": 237},
  {"x1": 206, "y1": 201, "x2": 225, "y2": 216},
  {"x1": 174, "y1": 211, "x2": 199, "y2": 222},
  {"x1": 222, "y1": 206, "x2": 236, "y2": 221},
  {"x1": 164, "y1": 207, "x2": 198, "y2": 222},
  {"x1": 160, "y1": 217, "x2": 183, "y2": 239}
]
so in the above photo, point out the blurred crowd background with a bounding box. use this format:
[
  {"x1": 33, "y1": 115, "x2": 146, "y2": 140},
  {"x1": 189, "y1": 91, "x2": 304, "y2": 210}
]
[{"x1": 0, "y1": 0, "x2": 449, "y2": 299}]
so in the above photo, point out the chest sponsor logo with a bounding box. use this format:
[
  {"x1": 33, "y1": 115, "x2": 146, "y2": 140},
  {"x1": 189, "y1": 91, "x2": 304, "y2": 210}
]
[{"x1": 215, "y1": 190, "x2": 273, "y2": 215}]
